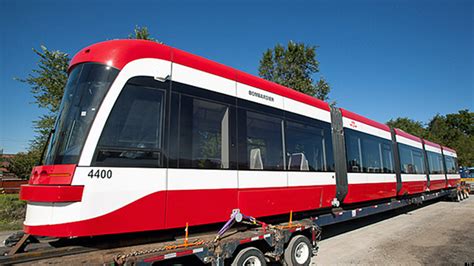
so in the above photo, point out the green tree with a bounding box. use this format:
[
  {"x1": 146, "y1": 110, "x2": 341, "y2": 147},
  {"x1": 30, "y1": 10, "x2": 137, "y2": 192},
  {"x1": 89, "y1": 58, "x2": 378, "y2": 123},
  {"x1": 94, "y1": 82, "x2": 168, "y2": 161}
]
[
  {"x1": 17, "y1": 46, "x2": 70, "y2": 152},
  {"x1": 4, "y1": 150, "x2": 41, "y2": 179},
  {"x1": 387, "y1": 110, "x2": 473, "y2": 166},
  {"x1": 386, "y1": 117, "x2": 427, "y2": 138},
  {"x1": 427, "y1": 110, "x2": 473, "y2": 166},
  {"x1": 258, "y1": 41, "x2": 331, "y2": 101},
  {"x1": 128, "y1": 25, "x2": 159, "y2": 42}
]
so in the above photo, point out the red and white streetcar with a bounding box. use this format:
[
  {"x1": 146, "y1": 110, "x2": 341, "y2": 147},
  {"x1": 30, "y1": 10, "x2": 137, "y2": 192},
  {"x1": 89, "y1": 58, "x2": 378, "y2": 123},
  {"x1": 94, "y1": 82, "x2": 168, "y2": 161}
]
[{"x1": 19, "y1": 40, "x2": 461, "y2": 238}]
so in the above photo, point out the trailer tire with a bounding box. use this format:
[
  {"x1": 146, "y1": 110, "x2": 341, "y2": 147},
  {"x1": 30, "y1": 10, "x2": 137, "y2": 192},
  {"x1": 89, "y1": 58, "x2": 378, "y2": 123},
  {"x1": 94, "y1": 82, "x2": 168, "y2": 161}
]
[
  {"x1": 284, "y1": 235, "x2": 312, "y2": 266},
  {"x1": 231, "y1": 247, "x2": 267, "y2": 266}
]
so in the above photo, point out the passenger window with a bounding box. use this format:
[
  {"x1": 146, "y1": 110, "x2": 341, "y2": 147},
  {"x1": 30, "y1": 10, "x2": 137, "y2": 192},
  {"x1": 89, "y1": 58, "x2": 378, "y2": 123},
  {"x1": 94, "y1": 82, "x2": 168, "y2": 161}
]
[
  {"x1": 285, "y1": 120, "x2": 327, "y2": 171},
  {"x1": 94, "y1": 77, "x2": 166, "y2": 167},
  {"x1": 238, "y1": 110, "x2": 284, "y2": 170},
  {"x1": 427, "y1": 151, "x2": 444, "y2": 174},
  {"x1": 178, "y1": 95, "x2": 230, "y2": 169},
  {"x1": 381, "y1": 143, "x2": 394, "y2": 173},
  {"x1": 346, "y1": 132, "x2": 363, "y2": 172},
  {"x1": 345, "y1": 128, "x2": 394, "y2": 174}
]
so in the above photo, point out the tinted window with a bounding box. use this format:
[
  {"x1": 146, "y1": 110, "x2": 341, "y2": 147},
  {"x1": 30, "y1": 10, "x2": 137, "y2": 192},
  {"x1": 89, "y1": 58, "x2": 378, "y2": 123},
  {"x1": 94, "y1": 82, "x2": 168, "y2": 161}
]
[
  {"x1": 238, "y1": 109, "x2": 284, "y2": 170},
  {"x1": 45, "y1": 63, "x2": 119, "y2": 165},
  {"x1": 345, "y1": 128, "x2": 394, "y2": 173},
  {"x1": 398, "y1": 143, "x2": 425, "y2": 174},
  {"x1": 427, "y1": 151, "x2": 445, "y2": 174},
  {"x1": 94, "y1": 77, "x2": 166, "y2": 167},
  {"x1": 285, "y1": 120, "x2": 330, "y2": 171},
  {"x1": 178, "y1": 95, "x2": 230, "y2": 169},
  {"x1": 444, "y1": 155, "x2": 457, "y2": 174}
]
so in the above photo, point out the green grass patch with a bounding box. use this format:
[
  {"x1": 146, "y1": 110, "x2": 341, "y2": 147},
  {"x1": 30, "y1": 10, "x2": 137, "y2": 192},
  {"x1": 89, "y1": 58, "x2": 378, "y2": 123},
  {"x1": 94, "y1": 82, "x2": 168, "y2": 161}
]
[{"x1": 0, "y1": 194, "x2": 26, "y2": 231}]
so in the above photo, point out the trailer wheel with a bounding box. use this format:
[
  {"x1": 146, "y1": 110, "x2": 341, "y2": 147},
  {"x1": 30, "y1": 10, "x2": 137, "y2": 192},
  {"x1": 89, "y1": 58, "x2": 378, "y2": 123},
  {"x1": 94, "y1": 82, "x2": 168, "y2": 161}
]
[
  {"x1": 231, "y1": 247, "x2": 267, "y2": 266},
  {"x1": 284, "y1": 235, "x2": 312, "y2": 266}
]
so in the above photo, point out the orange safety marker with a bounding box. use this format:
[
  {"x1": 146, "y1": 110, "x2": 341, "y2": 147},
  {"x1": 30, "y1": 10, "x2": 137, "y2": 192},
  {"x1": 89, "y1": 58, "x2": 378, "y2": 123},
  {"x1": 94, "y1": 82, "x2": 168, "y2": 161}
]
[
  {"x1": 184, "y1": 222, "x2": 189, "y2": 247},
  {"x1": 289, "y1": 210, "x2": 293, "y2": 227}
]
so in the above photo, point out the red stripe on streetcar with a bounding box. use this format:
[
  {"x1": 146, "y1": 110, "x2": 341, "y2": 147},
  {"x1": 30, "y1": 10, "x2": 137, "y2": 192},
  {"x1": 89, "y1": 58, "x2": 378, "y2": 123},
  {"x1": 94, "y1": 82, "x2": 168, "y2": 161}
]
[
  {"x1": 340, "y1": 108, "x2": 391, "y2": 132},
  {"x1": 394, "y1": 128, "x2": 422, "y2": 143},
  {"x1": 20, "y1": 185, "x2": 84, "y2": 202},
  {"x1": 423, "y1": 139, "x2": 441, "y2": 149},
  {"x1": 441, "y1": 146, "x2": 456, "y2": 153}
]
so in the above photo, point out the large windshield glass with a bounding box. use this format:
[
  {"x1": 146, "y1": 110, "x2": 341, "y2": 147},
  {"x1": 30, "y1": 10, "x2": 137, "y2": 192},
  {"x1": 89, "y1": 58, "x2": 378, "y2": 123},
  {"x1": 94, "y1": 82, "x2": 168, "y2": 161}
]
[{"x1": 44, "y1": 63, "x2": 119, "y2": 165}]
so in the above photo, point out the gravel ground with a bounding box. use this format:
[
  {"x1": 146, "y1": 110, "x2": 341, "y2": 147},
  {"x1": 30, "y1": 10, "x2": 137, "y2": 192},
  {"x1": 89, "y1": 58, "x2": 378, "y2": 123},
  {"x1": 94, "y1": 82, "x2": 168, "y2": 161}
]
[{"x1": 313, "y1": 198, "x2": 474, "y2": 265}]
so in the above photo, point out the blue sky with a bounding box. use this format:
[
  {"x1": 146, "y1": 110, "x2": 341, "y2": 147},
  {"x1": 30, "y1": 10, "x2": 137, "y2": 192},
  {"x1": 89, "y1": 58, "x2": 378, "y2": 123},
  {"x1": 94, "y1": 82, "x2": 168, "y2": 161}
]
[{"x1": 0, "y1": 0, "x2": 472, "y2": 154}]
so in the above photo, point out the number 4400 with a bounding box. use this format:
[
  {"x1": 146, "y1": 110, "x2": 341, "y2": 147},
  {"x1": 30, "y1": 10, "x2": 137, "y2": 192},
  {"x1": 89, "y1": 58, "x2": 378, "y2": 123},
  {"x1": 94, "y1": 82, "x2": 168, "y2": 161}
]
[{"x1": 88, "y1": 169, "x2": 112, "y2": 179}]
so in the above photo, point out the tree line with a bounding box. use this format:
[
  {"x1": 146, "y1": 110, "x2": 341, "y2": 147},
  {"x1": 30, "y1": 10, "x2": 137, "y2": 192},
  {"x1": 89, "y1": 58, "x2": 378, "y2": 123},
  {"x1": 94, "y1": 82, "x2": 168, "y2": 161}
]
[{"x1": 3, "y1": 26, "x2": 472, "y2": 178}]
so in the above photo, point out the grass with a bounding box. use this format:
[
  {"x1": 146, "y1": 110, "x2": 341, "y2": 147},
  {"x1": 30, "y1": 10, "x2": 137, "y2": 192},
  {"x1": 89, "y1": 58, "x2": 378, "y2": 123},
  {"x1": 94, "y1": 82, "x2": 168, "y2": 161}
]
[{"x1": 0, "y1": 194, "x2": 26, "y2": 231}]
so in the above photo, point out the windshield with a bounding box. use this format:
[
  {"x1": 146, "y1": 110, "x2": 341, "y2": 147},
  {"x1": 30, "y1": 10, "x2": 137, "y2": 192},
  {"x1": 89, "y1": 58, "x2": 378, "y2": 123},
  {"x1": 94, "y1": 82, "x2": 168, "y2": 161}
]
[{"x1": 44, "y1": 63, "x2": 119, "y2": 165}]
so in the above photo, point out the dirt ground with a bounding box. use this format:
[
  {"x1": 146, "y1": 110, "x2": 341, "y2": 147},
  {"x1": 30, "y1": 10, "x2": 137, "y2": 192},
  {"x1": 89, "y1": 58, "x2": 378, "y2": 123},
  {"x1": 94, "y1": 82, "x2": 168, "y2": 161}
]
[{"x1": 313, "y1": 198, "x2": 474, "y2": 265}]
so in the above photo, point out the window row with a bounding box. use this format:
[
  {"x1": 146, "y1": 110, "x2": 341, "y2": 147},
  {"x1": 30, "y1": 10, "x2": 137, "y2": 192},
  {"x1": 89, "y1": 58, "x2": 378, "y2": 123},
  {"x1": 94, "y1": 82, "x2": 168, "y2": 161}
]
[
  {"x1": 345, "y1": 128, "x2": 395, "y2": 173},
  {"x1": 398, "y1": 143, "x2": 426, "y2": 174},
  {"x1": 94, "y1": 77, "x2": 335, "y2": 172}
]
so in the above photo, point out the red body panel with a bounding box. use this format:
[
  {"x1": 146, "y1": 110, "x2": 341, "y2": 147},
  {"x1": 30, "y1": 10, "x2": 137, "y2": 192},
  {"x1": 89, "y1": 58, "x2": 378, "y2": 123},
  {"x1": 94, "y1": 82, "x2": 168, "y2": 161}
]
[
  {"x1": 237, "y1": 185, "x2": 335, "y2": 217},
  {"x1": 447, "y1": 179, "x2": 460, "y2": 187},
  {"x1": 29, "y1": 164, "x2": 76, "y2": 185},
  {"x1": 429, "y1": 179, "x2": 447, "y2": 191},
  {"x1": 25, "y1": 191, "x2": 167, "y2": 237},
  {"x1": 25, "y1": 185, "x2": 336, "y2": 237},
  {"x1": 344, "y1": 182, "x2": 397, "y2": 204},
  {"x1": 398, "y1": 181, "x2": 427, "y2": 196},
  {"x1": 20, "y1": 185, "x2": 84, "y2": 202}
]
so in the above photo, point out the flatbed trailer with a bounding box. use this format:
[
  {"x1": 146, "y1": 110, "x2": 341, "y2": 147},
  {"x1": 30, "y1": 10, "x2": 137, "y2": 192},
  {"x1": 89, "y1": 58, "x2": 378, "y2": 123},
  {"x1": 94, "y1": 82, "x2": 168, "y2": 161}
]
[{"x1": 1, "y1": 188, "x2": 466, "y2": 265}]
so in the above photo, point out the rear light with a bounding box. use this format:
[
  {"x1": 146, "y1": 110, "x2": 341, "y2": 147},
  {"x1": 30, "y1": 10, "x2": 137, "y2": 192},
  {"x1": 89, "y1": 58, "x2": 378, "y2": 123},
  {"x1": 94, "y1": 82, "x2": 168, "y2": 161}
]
[
  {"x1": 21, "y1": 164, "x2": 83, "y2": 202},
  {"x1": 29, "y1": 164, "x2": 77, "y2": 185}
]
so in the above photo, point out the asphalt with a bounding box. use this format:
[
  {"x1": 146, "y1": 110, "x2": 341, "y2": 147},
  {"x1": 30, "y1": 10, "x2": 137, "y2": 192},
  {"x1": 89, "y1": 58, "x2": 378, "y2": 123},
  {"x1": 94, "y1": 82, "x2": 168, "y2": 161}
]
[{"x1": 313, "y1": 197, "x2": 474, "y2": 265}]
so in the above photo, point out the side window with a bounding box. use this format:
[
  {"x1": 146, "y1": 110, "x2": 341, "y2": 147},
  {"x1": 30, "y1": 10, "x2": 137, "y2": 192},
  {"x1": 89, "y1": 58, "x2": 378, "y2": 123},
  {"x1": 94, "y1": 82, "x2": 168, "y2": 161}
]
[
  {"x1": 345, "y1": 129, "x2": 394, "y2": 173},
  {"x1": 399, "y1": 144, "x2": 425, "y2": 174},
  {"x1": 412, "y1": 150, "x2": 425, "y2": 174},
  {"x1": 427, "y1": 151, "x2": 444, "y2": 174},
  {"x1": 381, "y1": 143, "x2": 394, "y2": 173},
  {"x1": 178, "y1": 95, "x2": 230, "y2": 169},
  {"x1": 346, "y1": 131, "x2": 363, "y2": 172},
  {"x1": 361, "y1": 136, "x2": 382, "y2": 173},
  {"x1": 399, "y1": 144, "x2": 413, "y2": 174},
  {"x1": 94, "y1": 77, "x2": 167, "y2": 167},
  {"x1": 285, "y1": 120, "x2": 327, "y2": 171},
  {"x1": 444, "y1": 155, "x2": 457, "y2": 174},
  {"x1": 238, "y1": 109, "x2": 284, "y2": 170}
]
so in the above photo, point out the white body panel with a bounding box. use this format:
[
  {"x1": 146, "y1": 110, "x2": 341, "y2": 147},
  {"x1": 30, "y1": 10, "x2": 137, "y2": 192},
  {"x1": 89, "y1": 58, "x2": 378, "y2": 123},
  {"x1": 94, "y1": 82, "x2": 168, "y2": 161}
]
[
  {"x1": 429, "y1": 174, "x2": 446, "y2": 181},
  {"x1": 424, "y1": 144, "x2": 442, "y2": 154},
  {"x1": 443, "y1": 150, "x2": 457, "y2": 157},
  {"x1": 287, "y1": 172, "x2": 336, "y2": 187},
  {"x1": 446, "y1": 174, "x2": 460, "y2": 180},
  {"x1": 347, "y1": 173, "x2": 397, "y2": 184},
  {"x1": 342, "y1": 117, "x2": 391, "y2": 140},
  {"x1": 396, "y1": 135, "x2": 423, "y2": 149},
  {"x1": 401, "y1": 174, "x2": 427, "y2": 182}
]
